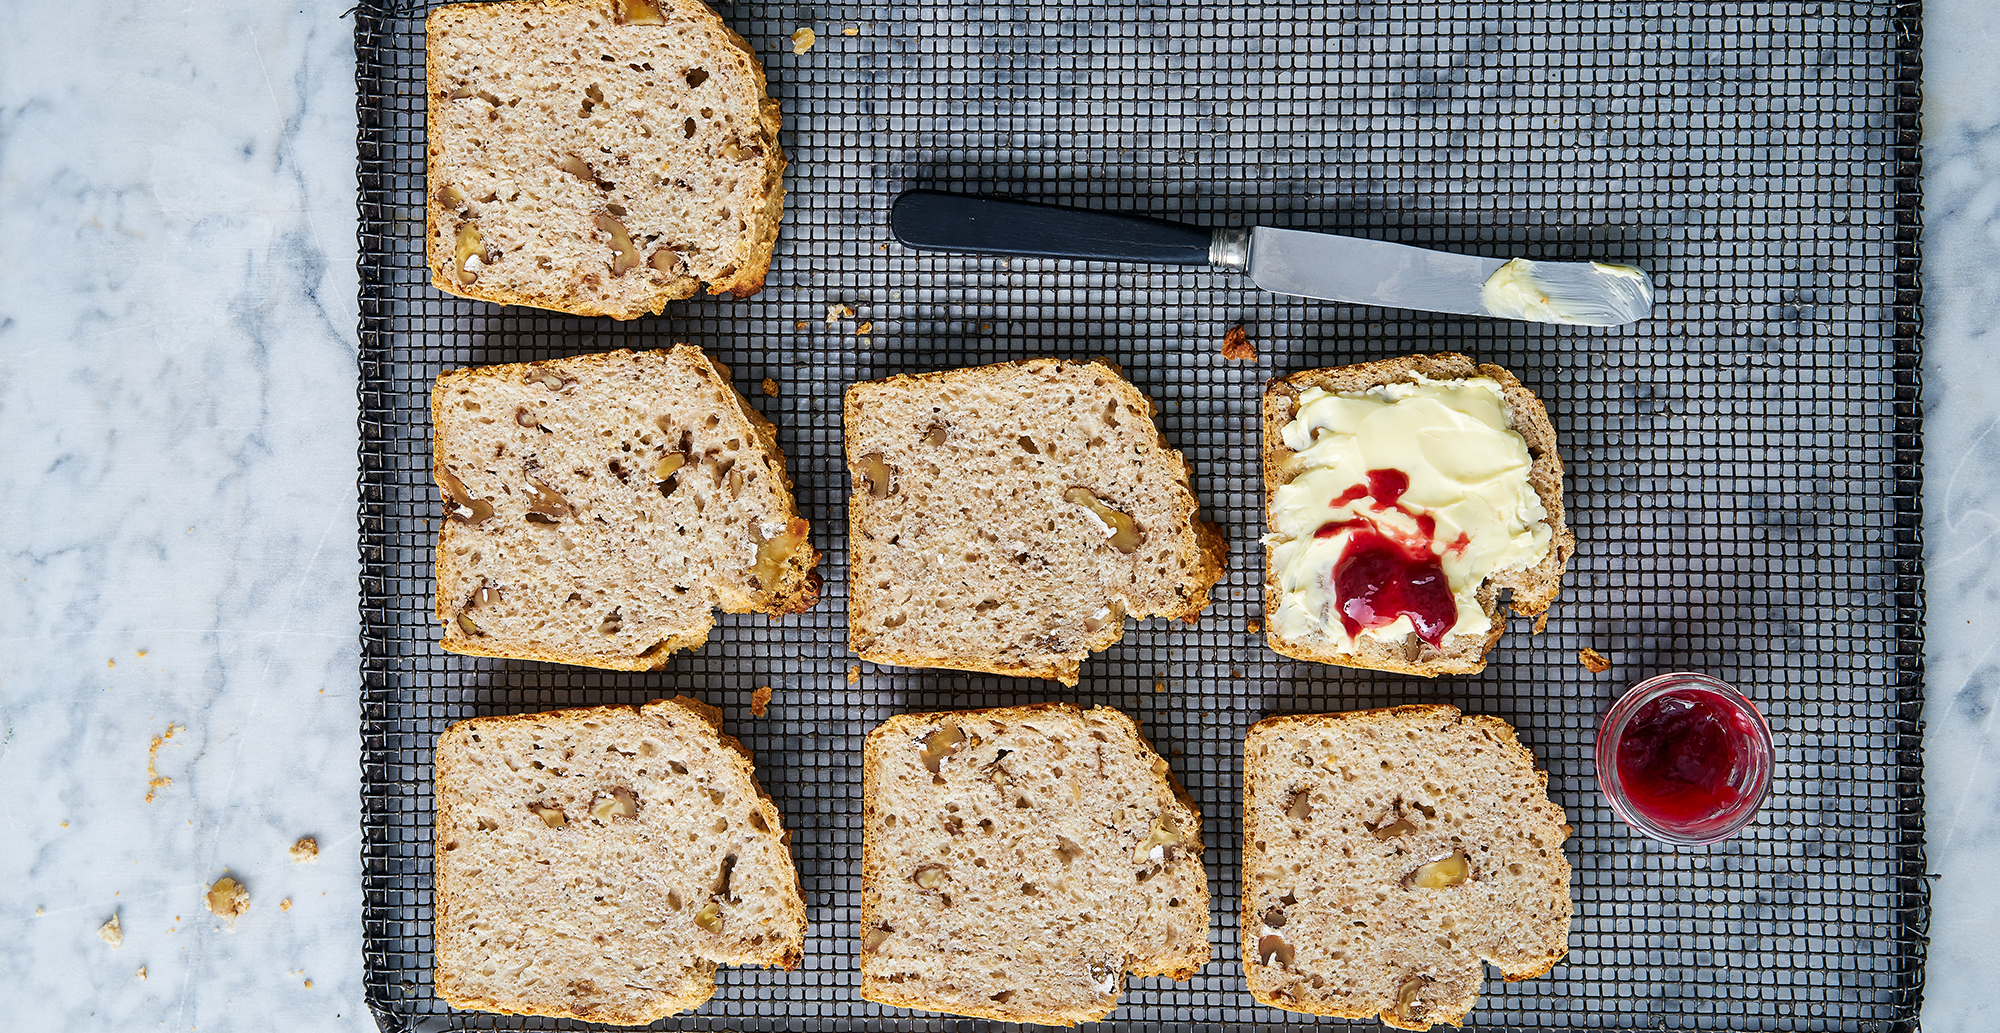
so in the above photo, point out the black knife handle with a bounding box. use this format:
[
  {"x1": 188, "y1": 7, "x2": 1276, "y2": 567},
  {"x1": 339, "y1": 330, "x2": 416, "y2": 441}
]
[{"x1": 890, "y1": 190, "x2": 1214, "y2": 266}]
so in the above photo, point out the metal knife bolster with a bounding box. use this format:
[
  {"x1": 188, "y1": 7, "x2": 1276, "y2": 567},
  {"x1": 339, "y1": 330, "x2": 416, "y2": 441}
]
[{"x1": 1209, "y1": 228, "x2": 1252, "y2": 272}]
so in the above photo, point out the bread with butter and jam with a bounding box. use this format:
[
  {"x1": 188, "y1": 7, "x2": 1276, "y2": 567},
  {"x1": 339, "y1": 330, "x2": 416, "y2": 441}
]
[{"x1": 1259, "y1": 354, "x2": 1573, "y2": 675}]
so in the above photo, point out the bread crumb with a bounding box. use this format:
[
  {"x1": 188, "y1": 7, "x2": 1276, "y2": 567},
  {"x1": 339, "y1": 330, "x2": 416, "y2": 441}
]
[
  {"x1": 1220, "y1": 325, "x2": 1256, "y2": 361},
  {"x1": 146, "y1": 723, "x2": 181, "y2": 803},
  {"x1": 1534, "y1": 612, "x2": 1550, "y2": 634},
  {"x1": 98, "y1": 914, "x2": 122, "y2": 948},
  {"x1": 204, "y1": 875, "x2": 249, "y2": 923},
  {"x1": 136, "y1": 966, "x2": 146, "y2": 981},
  {"x1": 280, "y1": 899, "x2": 292, "y2": 912},
  {"x1": 790, "y1": 27, "x2": 815, "y2": 54},
  {"x1": 794, "y1": 320, "x2": 809, "y2": 331},
  {"x1": 751, "y1": 685, "x2": 772, "y2": 717},
  {"x1": 303, "y1": 979, "x2": 314, "y2": 989},
  {"x1": 761, "y1": 377, "x2": 780, "y2": 398},
  {"x1": 137, "y1": 650, "x2": 148, "y2": 657},
  {"x1": 846, "y1": 665, "x2": 860, "y2": 685},
  {"x1": 1578, "y1": 647, "x2": 1612, "y2": 673},
  {"x1": 843, "y1": 25, "x2": 859, "y2": 35},
  {"x1": 107, "y1": 658, "x2": 115, "y2": 668},
  {"x1": 826, "y1": 304, "x2": 853, "y2": 323},
  {"x1": 289, "y1": 836, "x2": 319, "y2": 864},
  {"x1": 33, "y1": 907, "x2": 42, "y2": 916},
  {"x1": 1152, "y1": 681, "x2": 1165, "y2": 693},
  {"x1": 1246, "y1": 618, "x2": 1262, "y2": 634},
  {"x1": 856, "y1": 321, "x2": 873, "y2": 335}
]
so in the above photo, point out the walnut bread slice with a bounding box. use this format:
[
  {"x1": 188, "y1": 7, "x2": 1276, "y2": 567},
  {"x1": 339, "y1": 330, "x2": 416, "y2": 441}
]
[
  {"x1": 426, "y1": 0, "x2": 785, "y2": 318},
  {"x1": 432, "y1": 346, "x2": 820, "y2": 669},
  {"x1": 433, "y1": 696, "x2": 806, "y2": 1023},
  {"x1": 1261, "y1": 353, "x2": 1574, "y2": 676},
  {"x1": 844, "y1": 358, "x2": 1227, "y2": 685},
  {"x1": 860, "y1": 704, "x2": 1210, "y2": 1025},
  {"x1": 1241, "y1": 705, "x2": 1573, "y2": 1030}
]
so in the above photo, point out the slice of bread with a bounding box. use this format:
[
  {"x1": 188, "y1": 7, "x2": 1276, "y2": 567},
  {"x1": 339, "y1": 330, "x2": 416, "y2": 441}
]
[
  {"x1": 1261, "y1": 353, "x2": 1574, "y2": 676},
  {"x1": 432, "y1": 696, "x2": 806, "y2": 1023},
  {"x1": 1241, "y1": 706, "x2": 1572, "y2": 1030},
  {"x1": 860, "y1": 704, "x2": 1210, "y2": 1025},
  {"x1": 425, "y1": 0, "x2": 785, "y2": 318},
  {"x1": 431, "y1": 346, "x2": 819, "y2": 670},
  {"x1": 844, "y1": 358, "x2": 1227, "y2": 685}
]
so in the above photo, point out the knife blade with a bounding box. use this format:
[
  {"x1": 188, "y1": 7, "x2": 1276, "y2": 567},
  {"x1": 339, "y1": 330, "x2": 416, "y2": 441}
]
[{"x1": 890, "y1": 190, "x2": 1654, "y2": 327}]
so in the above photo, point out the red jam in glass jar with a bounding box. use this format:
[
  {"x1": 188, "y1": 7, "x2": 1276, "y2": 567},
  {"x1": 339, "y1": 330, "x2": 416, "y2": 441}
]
[{"x1": 1595, "y1": 673, "x2": 1773, "y2": 845}]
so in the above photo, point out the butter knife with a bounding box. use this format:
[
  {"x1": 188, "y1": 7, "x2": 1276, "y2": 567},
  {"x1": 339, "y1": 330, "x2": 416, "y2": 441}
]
[{"x1": 889, "y1": 190, "x2": 1654, "y2": 327}]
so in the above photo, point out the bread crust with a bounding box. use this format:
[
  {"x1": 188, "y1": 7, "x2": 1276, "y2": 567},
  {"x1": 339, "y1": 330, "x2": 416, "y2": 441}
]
[
  {"x1": 844, "y1": 358, "x2": 1227, "y2": 685},
  {"x1": 859, "y1": 703, "x2": 1210, "y2": 1024},
  {"x1": 432, "y1": 696, "x2": 806, "y2": 1023},
  {"x1": 1260, "y1": 353, "x2": 1574, "y2": 676},
  {"x1": 424, "y1": 0, "x2": 785, "y2": 318},
  {"x1": 1240, "y1": 705, "x2": 1572, "y2": 1028},
  {"x1": 432, "y1": 346, "x2": 820, "y2": 670}
]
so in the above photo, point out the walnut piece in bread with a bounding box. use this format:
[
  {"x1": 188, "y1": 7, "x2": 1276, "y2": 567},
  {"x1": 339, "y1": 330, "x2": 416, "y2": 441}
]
[
  {"x1": 1261, "y1": 353, "x2": 1574, "y2": 676},
  {"x1": 426, "y1": 0, "x2": 785, "y2": 317},
  {"x1": 1242, "y1": 705, "x2": 1573, "y2": 1029},
  {"x1": 432, "y1": 346, "x2": 820, "y2": 670}
]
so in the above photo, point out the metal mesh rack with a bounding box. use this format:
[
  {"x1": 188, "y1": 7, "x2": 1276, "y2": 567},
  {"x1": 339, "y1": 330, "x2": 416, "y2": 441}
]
[{"x1": 356, "y1": 1, "x2": 1927, "y2": 1029}]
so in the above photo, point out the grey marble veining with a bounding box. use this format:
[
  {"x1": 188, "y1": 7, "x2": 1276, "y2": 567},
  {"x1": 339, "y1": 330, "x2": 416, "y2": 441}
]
[{"x1": 0, "y1": 0, "x2": 1993, "y2": 1029}]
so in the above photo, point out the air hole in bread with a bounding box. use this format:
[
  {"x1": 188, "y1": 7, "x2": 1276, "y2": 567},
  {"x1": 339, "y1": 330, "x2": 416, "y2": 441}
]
[{"x1": 685, "y1": 68, "x2": 709, "y2": 88}]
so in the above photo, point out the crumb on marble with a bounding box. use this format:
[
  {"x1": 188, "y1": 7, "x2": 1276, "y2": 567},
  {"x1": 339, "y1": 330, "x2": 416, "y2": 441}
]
[
  {"x1": 99, "y1": 913, "x2": 123, "y2": 948},
  {"x1": 146, "y1": 723, "x2": 181, "y2": 804},
  {"x1": 304, "y1": 979, "x2": 314, "y2": 989},
  {"x1": 136, "y1": 966, "x2": 146, "y2": 981},
  {"x1": 280, "y1": 899, "x2": 292, "y2": 912},
  {"x1": 204, "y1": 875, "x2": 248, "y2": 924},
  {"x1": 34, "y1": 906, "x2": 43, "y2": 916},
  {"x1": 289, "y1": 837, "x2": 319, "y2": 865},
  {"x1": 751, "y1": 685, "x2": 772, "y2": 717}
]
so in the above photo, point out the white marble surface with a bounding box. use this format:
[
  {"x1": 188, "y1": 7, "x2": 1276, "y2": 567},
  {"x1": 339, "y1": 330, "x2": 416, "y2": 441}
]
[
  {"x1": 1919, "y1": 1, "x2": 2000, "y2": 1029},
  {"x1": 2, "y1": 0, "x2": 1994, "y2": 1029},
  {"x1": 0, "y1": 0, "x2": 368, "y2": 1029}
]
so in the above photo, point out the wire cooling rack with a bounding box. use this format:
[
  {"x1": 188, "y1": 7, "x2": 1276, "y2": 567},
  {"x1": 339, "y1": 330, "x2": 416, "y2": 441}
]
[{"x1": 356, "y1": 0, "x2": 1927, "y2": 1029}]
